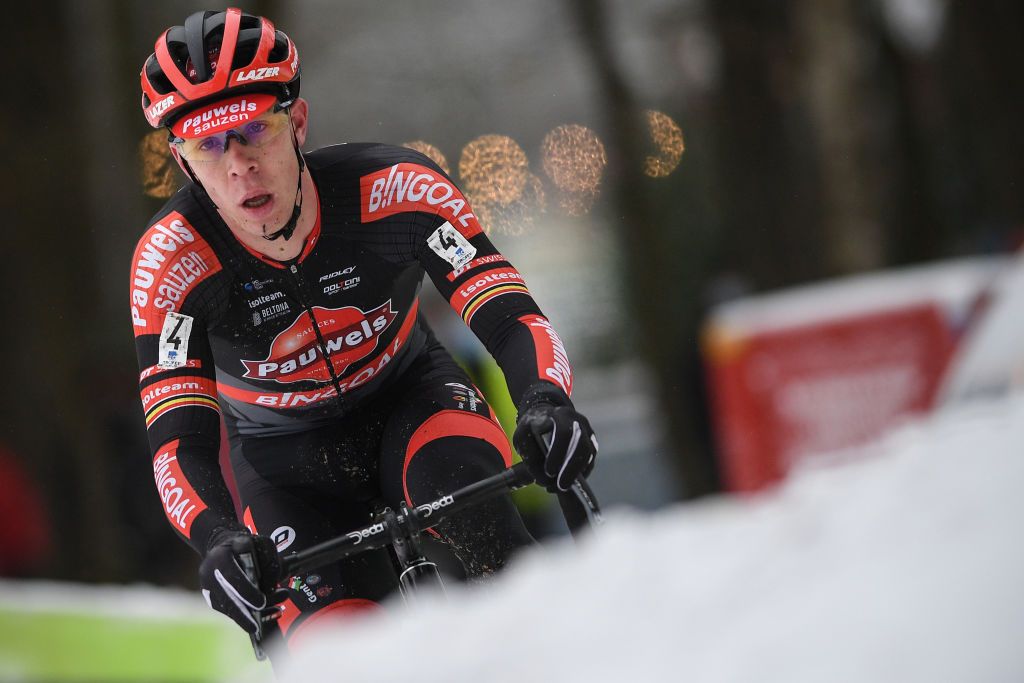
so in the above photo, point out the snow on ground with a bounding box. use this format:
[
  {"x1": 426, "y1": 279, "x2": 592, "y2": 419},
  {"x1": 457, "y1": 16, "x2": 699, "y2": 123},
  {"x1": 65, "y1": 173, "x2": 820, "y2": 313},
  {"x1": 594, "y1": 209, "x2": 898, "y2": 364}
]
[{"x1": 281, "y1": 394, "x2": 1024, "y2": 683}]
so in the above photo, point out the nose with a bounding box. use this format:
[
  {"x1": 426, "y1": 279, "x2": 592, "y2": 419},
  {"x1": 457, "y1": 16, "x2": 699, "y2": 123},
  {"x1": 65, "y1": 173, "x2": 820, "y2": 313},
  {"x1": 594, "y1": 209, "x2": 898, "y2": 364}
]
[{"x1": 223, "y1": 135, "x2": 257, "y2": 176}]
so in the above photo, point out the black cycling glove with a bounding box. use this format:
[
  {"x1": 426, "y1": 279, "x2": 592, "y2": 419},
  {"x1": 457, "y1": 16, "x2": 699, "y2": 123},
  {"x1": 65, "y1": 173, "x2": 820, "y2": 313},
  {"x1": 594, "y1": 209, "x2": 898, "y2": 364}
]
[
  {"x1": 198, "y1": 529, "x2": 286, "y2": 634},
  {"x1": 513, "y1": 385, "x2": 598, "y2": 493}
]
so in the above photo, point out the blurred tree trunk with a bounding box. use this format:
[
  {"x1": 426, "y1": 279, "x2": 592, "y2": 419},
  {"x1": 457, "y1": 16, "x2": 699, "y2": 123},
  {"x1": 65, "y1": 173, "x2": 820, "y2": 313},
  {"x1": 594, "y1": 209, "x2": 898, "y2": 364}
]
[
  {"x1": 2, "y1": 3, "x2": 127, "y2": 580},
  {"x1": 939, "y1": 0, "x2": 1024, "y2": 247},
  {"x1": 792, "y1": 0, "x2": 888, "y2": 273},
  {"x1": 873, "y1": 16, "x2": 949, "y2": 265},
  {"x1": 708, "y1": 0, "x2": 829, "y2": 289},
  {"x1": 565, "y1": 0, "x2": 718, "y2": 497}
]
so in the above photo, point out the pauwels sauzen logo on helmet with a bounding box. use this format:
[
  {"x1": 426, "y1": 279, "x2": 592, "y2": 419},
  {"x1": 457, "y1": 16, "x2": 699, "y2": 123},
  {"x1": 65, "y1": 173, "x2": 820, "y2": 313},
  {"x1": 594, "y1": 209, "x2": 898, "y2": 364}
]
[{"x1": 241, "y1": 302, "x2": 398, "y2": 383}]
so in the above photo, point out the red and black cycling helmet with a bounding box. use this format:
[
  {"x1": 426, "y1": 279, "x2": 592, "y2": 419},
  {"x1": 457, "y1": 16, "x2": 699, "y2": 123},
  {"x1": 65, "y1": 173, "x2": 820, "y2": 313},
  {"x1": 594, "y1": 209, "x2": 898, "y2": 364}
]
[{"x1": 140, "y1": 8, "x2": 300, "y2": 130}]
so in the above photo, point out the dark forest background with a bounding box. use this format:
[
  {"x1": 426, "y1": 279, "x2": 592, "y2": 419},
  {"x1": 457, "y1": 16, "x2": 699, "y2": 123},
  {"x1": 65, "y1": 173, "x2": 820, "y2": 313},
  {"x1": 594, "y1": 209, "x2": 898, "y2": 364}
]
[{"x1": 2, "y1": 0, "x2": 1021, "y2": 583}]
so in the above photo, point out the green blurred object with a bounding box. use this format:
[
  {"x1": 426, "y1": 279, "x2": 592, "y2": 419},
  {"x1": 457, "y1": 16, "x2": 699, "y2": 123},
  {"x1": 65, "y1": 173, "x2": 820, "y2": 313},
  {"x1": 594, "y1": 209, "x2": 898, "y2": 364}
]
[
  {"x1": 472, "y1": 357, "x2": 548, "y2": 513},
  {"x1": 0, "y1": 583, "x2": 264, "y2": 682}
]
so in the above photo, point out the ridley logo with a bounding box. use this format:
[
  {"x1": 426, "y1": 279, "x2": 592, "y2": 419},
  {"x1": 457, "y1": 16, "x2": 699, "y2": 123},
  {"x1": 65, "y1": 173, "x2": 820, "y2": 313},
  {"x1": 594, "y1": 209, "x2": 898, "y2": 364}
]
[
  {"x1": 235, "y1": 66, "x2": 281, "y2": 82},
  {"x1": 241, "y1": 302, "x2": 398, "y2": 383},
  {"x1": 319, "y1": 266, "x2": 356, "y2": 283}
]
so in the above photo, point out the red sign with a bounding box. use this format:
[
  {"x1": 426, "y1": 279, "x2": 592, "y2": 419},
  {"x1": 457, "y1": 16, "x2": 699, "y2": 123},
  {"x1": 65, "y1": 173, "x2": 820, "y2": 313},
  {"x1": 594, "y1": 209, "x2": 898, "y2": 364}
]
[{"x1": 705, "y1": 304, "x2": 956, "y2": 491}]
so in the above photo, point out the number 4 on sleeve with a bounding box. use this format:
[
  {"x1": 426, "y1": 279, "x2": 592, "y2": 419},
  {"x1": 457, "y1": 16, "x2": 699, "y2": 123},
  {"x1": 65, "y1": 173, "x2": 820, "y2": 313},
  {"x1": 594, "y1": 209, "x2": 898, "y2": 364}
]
[{"x1": 159, "y1": 312, "x2": 194, "y2": 369}]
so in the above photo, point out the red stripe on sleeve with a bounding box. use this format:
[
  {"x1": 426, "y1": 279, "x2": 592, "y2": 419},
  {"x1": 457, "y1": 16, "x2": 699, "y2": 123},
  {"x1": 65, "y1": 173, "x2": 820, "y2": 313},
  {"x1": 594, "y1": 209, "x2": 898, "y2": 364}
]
[
  {"x1": 151, "y1": 439, "x2": 208, "y2": 538},
  {"x1": 518, "y1": 314, "x2": 574, "y2": 396}
]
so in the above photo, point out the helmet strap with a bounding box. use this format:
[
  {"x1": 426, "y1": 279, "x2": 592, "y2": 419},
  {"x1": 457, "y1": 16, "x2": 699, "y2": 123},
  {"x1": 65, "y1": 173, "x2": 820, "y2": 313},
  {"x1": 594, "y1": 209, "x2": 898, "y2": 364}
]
[
  {"x1": 179, "y1": 156, "x2": 205, "y2": 194},
  {"x1": 261, "y1": 134, "x2": 305, "y2": 242}
]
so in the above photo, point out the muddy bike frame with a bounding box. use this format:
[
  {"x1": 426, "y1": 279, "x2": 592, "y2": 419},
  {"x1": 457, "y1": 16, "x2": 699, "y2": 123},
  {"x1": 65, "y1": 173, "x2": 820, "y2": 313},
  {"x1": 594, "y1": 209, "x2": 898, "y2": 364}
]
[{"x1": 240, "y1": 462, "x2": 602, "y2": 660}]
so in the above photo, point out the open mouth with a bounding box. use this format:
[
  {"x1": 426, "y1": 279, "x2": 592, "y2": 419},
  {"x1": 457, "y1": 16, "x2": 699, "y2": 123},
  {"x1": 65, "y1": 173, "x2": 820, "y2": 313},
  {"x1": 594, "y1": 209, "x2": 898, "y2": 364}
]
[{"x1": 242, "y1": 194, "x2": 272, "y2": 209}]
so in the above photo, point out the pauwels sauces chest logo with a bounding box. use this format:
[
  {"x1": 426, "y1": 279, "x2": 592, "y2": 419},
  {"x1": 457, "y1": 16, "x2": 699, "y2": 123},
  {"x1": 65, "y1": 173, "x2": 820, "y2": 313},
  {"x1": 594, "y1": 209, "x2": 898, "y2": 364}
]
[
  {"x1": 359, "y1": 162, "x2": 483, "y2": 238},
  {"x1": 241, "y1": 302, "x2": 398, "y2": 383}
]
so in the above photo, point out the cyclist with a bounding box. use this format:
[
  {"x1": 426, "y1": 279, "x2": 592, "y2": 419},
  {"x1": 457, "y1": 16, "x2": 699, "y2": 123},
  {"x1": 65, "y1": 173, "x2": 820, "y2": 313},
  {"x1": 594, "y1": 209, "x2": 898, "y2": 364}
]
[{"x1": 132, "y1": 7, "x2": 598, "y2": 658}]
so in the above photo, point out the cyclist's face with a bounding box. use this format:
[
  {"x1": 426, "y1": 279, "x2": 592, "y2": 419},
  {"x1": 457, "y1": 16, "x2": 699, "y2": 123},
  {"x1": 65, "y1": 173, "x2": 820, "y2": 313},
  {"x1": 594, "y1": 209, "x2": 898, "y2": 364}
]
[{"x1": 171, "y1": 98, "x2": 309, "y2": 238}]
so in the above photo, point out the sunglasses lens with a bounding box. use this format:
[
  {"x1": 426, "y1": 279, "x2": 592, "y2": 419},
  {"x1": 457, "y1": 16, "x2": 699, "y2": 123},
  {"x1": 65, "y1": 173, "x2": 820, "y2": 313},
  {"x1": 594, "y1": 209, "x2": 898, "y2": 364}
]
[
  {"x1": 177, "y1": 134, "x2": 228, "y2": 162},
  {"x1": 175, "y1": 110, "x2": 291, "y2": 162},
  {"x1": 238, "y1": 114, "x2": 290, "y2": 147}
]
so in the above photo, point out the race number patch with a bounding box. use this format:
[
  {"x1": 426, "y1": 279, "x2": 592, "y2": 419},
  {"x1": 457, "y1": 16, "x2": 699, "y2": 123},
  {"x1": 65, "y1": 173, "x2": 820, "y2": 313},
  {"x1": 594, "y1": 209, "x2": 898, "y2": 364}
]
[
  {"x1": 427, "y1": 221, "x2": 477, "y2": 270},
  {"x1": 158, "y1": 312, "x2": 193, "y2": 369}
]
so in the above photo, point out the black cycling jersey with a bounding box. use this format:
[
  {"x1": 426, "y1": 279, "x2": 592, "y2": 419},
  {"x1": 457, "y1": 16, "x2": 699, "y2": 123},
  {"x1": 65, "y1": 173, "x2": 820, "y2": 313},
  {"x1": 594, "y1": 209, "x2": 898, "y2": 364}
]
[{"x1": 131, "y1": 143, "x2": 575, "y2": 555}]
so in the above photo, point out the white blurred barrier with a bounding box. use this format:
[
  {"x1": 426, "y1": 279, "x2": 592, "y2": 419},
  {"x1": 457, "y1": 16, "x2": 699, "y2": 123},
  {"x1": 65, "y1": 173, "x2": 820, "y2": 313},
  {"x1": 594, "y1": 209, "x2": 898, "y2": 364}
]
[{"x1": 938, "y1": 249, "x2": 1024, "y2": 404}]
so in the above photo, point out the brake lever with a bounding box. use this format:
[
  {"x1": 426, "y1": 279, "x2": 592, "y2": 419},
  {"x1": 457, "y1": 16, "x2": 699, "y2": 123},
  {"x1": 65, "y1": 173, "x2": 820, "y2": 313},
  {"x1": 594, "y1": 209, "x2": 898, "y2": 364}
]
[
  {"x1": 539, "y1": 430, "x2": 602, "y2": 534},
  {"x1": 237, "y1": 551, "x2": 268, "y2": 661}
]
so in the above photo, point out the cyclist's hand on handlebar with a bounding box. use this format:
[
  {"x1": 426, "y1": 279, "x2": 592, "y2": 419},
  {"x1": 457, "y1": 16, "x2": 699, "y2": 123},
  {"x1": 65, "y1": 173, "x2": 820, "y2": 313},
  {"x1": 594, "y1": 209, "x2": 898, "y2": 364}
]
[
  {"x1": 198, "y1": 529, "x2": 287, "y2": 634},
  {"x1": 514, "y1": 386, "x2": 598, "y2": 493}
]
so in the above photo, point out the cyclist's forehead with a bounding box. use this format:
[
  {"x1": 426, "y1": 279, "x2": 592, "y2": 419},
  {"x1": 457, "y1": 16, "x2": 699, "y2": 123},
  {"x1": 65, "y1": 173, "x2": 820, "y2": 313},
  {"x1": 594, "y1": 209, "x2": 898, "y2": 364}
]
[{"x1": 170, "y1": 92, "x2": 278, "y2": 140}]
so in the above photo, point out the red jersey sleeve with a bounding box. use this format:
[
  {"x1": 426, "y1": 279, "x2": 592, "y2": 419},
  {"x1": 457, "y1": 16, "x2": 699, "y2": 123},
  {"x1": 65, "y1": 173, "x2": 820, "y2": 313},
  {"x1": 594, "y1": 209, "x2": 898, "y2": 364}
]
[{"x1": 130, "y1": 211, "x2": 243, "y2": 554}]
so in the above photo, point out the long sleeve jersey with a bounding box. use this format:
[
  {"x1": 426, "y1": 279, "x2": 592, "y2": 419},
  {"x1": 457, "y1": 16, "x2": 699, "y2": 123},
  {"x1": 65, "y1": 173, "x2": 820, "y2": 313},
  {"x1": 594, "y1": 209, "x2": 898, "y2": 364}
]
[{"x1": 130, "y1": 143, "x2": 574, "y2": 554}]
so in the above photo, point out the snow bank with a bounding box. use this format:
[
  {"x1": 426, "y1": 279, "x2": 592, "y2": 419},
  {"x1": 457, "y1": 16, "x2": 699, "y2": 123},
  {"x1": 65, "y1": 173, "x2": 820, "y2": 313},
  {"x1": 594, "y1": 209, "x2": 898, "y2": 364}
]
[{"x1": 282, "y1": 394, "x2": 1024, "y2": 683}]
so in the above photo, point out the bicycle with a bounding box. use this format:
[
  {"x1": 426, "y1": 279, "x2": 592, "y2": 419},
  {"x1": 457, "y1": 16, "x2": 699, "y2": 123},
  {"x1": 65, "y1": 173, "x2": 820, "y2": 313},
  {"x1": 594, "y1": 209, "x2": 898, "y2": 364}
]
[{"x1": 240, "y1": 461, "x2": 602, "y2": 660}]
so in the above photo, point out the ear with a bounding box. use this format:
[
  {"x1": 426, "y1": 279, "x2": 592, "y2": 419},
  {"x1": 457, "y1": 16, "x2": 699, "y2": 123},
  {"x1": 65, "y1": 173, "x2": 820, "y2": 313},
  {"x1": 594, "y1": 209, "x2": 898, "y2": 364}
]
[{"x1": 289, "y1": 97, "x2": 309, "y2": 147}]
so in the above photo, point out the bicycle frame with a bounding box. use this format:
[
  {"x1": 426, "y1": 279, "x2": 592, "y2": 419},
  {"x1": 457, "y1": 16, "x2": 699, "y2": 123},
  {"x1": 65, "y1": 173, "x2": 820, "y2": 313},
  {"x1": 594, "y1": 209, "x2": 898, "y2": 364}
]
[{"x1": 242, "y1": 461, "x2": 601, "y2": 659}]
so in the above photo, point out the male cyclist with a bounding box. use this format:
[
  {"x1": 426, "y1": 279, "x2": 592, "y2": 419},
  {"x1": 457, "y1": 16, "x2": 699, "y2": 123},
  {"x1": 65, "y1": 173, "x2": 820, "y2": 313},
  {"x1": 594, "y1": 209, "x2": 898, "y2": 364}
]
[{"x1": 132, "y1": 7, "x2": 597, "y2": 658}]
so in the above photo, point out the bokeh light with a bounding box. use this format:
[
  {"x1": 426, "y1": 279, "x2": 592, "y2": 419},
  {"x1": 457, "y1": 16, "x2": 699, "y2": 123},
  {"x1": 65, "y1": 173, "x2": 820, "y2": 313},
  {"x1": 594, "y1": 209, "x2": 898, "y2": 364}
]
[
  {"x1": 479, "y1": 172, "x2": 547, "y2": 237},
  {"x1": 458, "y1": 135, "x2": 543, "y2": 235},
  {"x1": 401, "y1": 140, "x2": 452, "y2": 176},
  {"x1": 644, "y1": 110, "x2": 685, "y2": 178},
  {"x1": 139, "y1": 130, "x2": 179, "y2": 199},
  {"x1": 458, "y1": 135, "x2": 529, "y2": 206},
  {"x1": 540, "y1": 124, "x2": 607, "y2": 216}
]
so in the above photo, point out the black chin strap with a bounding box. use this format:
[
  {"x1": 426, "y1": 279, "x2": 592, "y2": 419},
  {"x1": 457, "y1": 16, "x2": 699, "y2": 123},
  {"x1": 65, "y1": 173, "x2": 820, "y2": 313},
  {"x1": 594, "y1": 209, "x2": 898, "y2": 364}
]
[{"x1": 261, "y1": 139, "x2": 305, "y2": 242}]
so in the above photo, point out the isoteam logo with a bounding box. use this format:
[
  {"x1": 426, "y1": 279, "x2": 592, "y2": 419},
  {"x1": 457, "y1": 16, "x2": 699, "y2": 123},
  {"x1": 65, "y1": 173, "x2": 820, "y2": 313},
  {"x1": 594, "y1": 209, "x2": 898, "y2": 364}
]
[{"x1": 241, "y1": 302, "x2": 398, "y2": 383}]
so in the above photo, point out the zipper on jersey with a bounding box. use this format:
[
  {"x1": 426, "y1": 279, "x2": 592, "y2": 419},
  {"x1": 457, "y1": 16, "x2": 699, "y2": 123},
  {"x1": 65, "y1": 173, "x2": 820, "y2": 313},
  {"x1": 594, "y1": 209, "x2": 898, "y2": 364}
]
[{"x1": 286, "y1": 262, "x2": 346, "y2": 406}]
